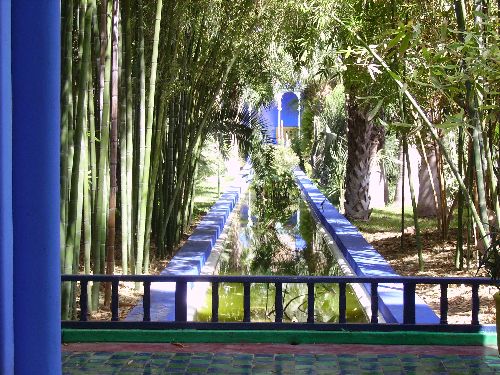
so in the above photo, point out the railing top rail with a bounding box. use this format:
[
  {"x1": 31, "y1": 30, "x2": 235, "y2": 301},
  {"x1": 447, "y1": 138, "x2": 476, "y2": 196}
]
[{"x1": 61, "y1": 274, "x2": 497, "y2": 285}]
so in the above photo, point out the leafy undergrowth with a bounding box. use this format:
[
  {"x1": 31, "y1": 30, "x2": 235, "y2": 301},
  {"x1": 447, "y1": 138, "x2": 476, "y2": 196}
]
[{"x1": 354, "y1": 206, "x2": 497, "y2": 325}]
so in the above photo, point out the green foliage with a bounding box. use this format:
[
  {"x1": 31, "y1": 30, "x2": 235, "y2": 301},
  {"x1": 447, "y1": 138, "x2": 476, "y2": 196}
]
[
  {"x1": 321, "y1": 84, "x2": 346, "y2": 136},
  {"x1": 251, "y1": 143, "x2": 300, "y2": 223},
  {"x1": 299, "y1": 106, "x2": 314, "y2": 156},
  {"x1": 300, "y1": 83, "x2": 347, "y2": 206}
]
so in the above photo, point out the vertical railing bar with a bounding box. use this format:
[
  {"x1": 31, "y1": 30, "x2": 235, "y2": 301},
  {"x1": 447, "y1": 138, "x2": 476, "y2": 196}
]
[
  {"x1": 143, "y1": 281, "x2": 151, "y2": 322},
  {"x1": 307, "y1": 282, "x2": 314, "y2": 324},
  {"x1": 80, "y1": 280, "x2": 88, "y2": 322},
  {"x1": 243, "y1": 282, "x2": 251, "y2": 323},
  {"x1": 403, "y1": 282, "x2": 416, "y2": 324},
  {"x1": 440, "y1": 283, "x2": 448, "y2": 325},
  {"x1": 338, "y1": 282, "x2": 346, "y2": 324},
  {"x1": 371, "y1": 282, "x2": 378, "y2": 324},
  {"x1": 211, "y1": 281, "x2": 219, "y2": 323},
  {"x1": 111, "y1": 280, "x2": 119, "y2": 321},
  {"x1": 175, "y1": 280, "x2": 187, "y2": 322},
  {"x1": 275, "y1": 282, "x2": 283, "y2": 323},
  {"x1": 471, "y1": 284, "x2": 479, "y2": 325}
]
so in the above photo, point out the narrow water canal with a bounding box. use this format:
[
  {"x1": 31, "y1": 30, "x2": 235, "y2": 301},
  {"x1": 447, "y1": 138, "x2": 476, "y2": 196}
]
[{"x1": 194, "y1": 185, "x2": 368, "y2": 323}]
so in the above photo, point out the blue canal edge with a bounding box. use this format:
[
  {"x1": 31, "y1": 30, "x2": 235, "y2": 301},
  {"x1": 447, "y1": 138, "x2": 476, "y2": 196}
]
[
  {"x1": 293, "y1": 168, "x2": 440, "y2": 324},
  {"x1": 126, "y1": 164, "x2": 253, "y2": 321}
]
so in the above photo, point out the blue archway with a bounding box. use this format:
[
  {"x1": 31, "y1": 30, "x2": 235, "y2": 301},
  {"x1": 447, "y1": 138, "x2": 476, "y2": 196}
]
[{"x1": 259, "y1": 91, "x2": 302, "y2": 144}]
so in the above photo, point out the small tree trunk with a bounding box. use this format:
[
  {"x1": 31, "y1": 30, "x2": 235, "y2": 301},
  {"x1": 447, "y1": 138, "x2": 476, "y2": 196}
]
[
  {"x1": 404, "y1": 137, "x2": 424, "y2": 271},
  {"x1": 455, "y1": 125, "x2": 464, "y2": 269},
  {"x1": 417, "y1": 134, "x2": 441, "y2": 218}
]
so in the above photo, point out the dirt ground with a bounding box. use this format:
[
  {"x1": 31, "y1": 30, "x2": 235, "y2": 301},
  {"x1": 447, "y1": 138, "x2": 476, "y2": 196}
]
[
  {"x1": 361, "y1": 228, "x2": 497, "y2": 324},
  {"x1": 87, "y1": 258, "x2": 170, "y2": 321}
]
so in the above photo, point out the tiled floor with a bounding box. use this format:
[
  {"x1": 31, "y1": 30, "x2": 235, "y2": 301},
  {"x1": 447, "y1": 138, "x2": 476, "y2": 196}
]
[{"x1": 62, "y1": 344, "x2": 500, "y2": 374}]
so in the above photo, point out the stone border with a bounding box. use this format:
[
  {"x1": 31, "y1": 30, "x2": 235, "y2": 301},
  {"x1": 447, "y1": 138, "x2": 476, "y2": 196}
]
[
  {"x1": 293, "y1": 168, "x2": 440, "y2": 324},
  {"x1": 126, "y1": 164, "x2": 252, "y2": 321}
]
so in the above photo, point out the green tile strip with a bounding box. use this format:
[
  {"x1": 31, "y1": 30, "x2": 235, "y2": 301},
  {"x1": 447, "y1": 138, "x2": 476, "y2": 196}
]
[
  {"x1": 62, "y1": 352, "x2": 500, "y2": 374},
  {"x1": 62, "y1": 329, "x2": 497, "y2": 347}
]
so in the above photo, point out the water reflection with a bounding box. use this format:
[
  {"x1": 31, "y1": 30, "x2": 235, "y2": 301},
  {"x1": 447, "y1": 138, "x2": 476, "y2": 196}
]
[{"x1": 194, "y1": 186, "x2": 367, "y2": 323}]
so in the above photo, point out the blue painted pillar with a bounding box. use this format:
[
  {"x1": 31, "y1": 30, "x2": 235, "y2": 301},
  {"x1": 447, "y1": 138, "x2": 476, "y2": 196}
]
[
  {"x1": 12, "y1": 1, "x2": 61, "y2": 374},
  {"x1": 0, "y1": 1, "x2": 14, "y2": 374}
]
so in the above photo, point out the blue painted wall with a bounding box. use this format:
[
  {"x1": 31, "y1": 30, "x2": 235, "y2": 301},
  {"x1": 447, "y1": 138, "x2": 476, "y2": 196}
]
[
  {"x1": 259, "y1": 105, "x2": 278, "y2": 142},
  {"x1": 0, "y1": 1, "x2": 14, "y2": 374},
  {"x1": 0, "y1": 1, "x2": 61, "y2": 374},
  {"x1": 12, "y1": 1, "x2": 61, "y2": 372}
]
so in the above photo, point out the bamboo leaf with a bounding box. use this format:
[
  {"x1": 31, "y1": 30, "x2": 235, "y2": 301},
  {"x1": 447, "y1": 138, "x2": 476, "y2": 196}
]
[{"x1": 367, "y1": 99, "x2": 384, "y2": 121}]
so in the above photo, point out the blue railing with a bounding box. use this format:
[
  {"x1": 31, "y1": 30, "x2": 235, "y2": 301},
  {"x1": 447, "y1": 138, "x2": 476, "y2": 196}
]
[{"x1": 61, "y1": 274, "x2": 497, "y2": 332}]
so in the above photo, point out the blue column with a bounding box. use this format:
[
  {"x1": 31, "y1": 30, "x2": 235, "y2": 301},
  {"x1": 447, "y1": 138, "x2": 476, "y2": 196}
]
[
  {"x1": 12, "y1": 1, "x2": 61, "y2": 374},
  {"x1": 0, "y1": 1, "x2": 13, "y2": 374}
]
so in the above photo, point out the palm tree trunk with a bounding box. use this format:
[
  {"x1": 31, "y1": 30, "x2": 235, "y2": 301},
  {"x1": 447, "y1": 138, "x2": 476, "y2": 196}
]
[
  {"x1": 335, "y1": 16, "x2": 492, "y2": 250},
  {"x1": 343, "y1": 97, "x2": 383, "y2": 221}
]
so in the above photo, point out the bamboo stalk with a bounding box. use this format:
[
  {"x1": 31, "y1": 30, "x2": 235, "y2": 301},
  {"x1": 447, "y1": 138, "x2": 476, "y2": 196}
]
[
  {"x1": 92, "y1": 0, "x2": 112, "y2": 309},
  {"x1": 62, "y1": 0, "x2": 92, "y2": 319},
  {"x1": 119, "y1": 0, "x2": 128, "y2": 275},
  {"x1": 454, "y1": 0, "x2": 491, "y2": 242},
  {"x1": 159, "y1": 54, "x2": 239, "y2": 245},
  {"x1": 104, "y1": 0, "x2": 120, "y2": 306},
  {"x1": 124, "y1": 0, "x2": 135, "y2": 274},
  {"x1": 144, "y1": 95, "x2": 168, "y2": 273},
  {"x1": 135, "y1": 0, "x2": 146, "y2": 279},
  {"x1": 456, "y1": 125, "x2": 465, "y2": 269},
  {"x1": 136, "y1": 0, "x2": 163, "y2": 281},
  {"x1": 82, "y1": 105, "x2": 93, "y2": 313},
  {"x1": 61, "y1": 0, "x2": 74, "y2": 272}
]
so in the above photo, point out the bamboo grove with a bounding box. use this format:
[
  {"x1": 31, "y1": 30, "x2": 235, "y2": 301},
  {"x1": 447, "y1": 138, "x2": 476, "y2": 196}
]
[
  {"x1": 61, "y1": 0, "x2": 500, "y2": 318},
  {"x1": 60, "y1": 0, "x2": 284, "y2": 318}
]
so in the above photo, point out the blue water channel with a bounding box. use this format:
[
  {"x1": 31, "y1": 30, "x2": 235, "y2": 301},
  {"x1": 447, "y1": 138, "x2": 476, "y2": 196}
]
[{"x1": 194, "y1": 186, "x2": 368, "y2": 323}]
